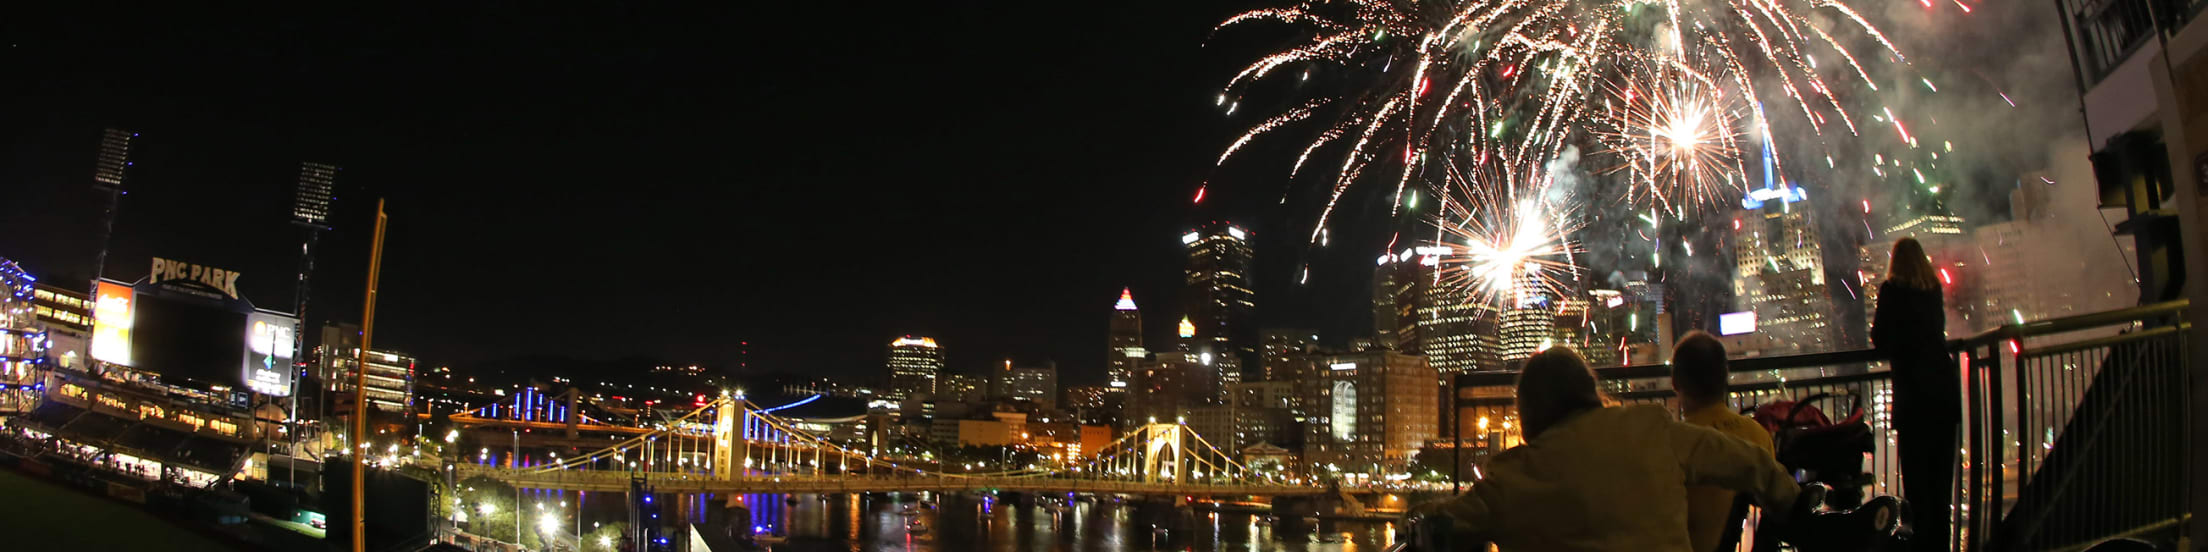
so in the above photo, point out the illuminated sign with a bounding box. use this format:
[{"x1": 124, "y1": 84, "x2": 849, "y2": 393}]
[
  {"x1": 245, "y1": 312, "x2": 297, "y2": 396},
  {"x1": 1739, "y1": 185, "x2": 1809, "y2": 210},
  {"x1": 1719, "y1": 311, "x2": 1758, "y2": 336},
  {"x1": 90, "y1": 282, "x2": 135, "y2": 366},
  {"x1": 1181, "y1": 232, "x2": 1201, "y2": 245},
  {"x1": 149, "y1": 257, "x2": 242, "y2": 299},
  {"x1": 1413, "y1": 245, "x2": 1453, "y2": 256},
  {"x1": 1226, "y1": 227, "x2": 1247, "y2": 240},
  {"x1": 1329, "y1": 362, "x2": 1357, "y2": 371}
]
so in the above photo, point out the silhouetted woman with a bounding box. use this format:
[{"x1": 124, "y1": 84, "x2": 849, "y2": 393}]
[{"x1": 1872, "y1": 237, "x2": 1959, "y2": 551}]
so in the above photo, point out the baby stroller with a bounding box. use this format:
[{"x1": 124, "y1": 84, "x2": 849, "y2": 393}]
[
  {"x1": 1741, "y1": 392, "x2": 1907, "y2": 551},
  {"x1": 1750, "y1": 392, "x2": 1875, "y2": 509}
]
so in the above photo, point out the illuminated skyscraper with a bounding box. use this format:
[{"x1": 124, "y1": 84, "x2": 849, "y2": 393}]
[
  {"x1": 1499, "y1": 270, "x2": 1557, "y2": 364},
  {"x1": 1107, "y1": 288, "x2": 1143, "y2": 390},
  {"x1": 885, "y1": 336, "x2": 944, "y2": 400},
  {"x1": 1182, "y1": 221, "x2": 1255, "y2": 397},
  {"x1": 291, "y1": 162, "x2": 339, "y2": 385},
  {"x1": 1375, "y1": 249, "x2": 1501, "y2": 374},
  {"x1": 1859, "y1": 209, "x2": 1968, "y2": 324},
  {"x1": 1499, "y1": 305, "x2": 1556, "y2": 364},
  {"x1": 1732, "y1": 183, "x2": 1840, "y2": 355}
]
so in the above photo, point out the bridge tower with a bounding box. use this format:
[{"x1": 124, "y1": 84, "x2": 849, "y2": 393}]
[
  {"x1": 713, "y1": 396, "x2": 738, "y2": 481},
  {"x1": 1141, "y1": 423, "x2": 1183, "y2": 483}
]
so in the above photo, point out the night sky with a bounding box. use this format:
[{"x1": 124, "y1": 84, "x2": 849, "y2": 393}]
[
  {"x1": 0, "y1": 4, "x2": 1409, "y2": 385},
  {"x1": 0, "y1": 3, "x2": 2075, "y2": 386}
]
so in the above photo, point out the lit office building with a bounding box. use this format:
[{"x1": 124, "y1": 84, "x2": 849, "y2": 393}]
[
  {"x1": 1859, "y1": 206, "x2": 1971, "y2": 332},
  {"x1": 1375, "y1": 249, "x2": 1502, "y2": 373},
  {"x1": 1732, "y1": 183, "x2": 1840, "y2": 355},
  {"x1": 1299, "y1": 350, "x2": 1437, "y2": 473},
  {"x1": 31, "y1": 282, "x2": 93, "y2": 372},
  {"x1": 1499, "y1": 304, "x2": 1556, "y2": 364},
  {"x1": 1258, "y1": 329, "x2": 1317, "y2": 383},
  {"x1": 993, "y1": 360, "x2": 1058, "y2": 408},
  {"x1": 885, "y1": 335, "x2": 944, "y2": 400},
  {"x1": 1064, "y1": 384, "x2": 1121, "y2": 426},
  {"x1": 1551, "y1": 296, "x2": 1590, "y2": 352},
  {"x1": 937, "y1": 372, "x2": 987, "y2": 403},
  {"x1": 1182, "y1": 221, "x2": 1256, "y2": 393},
  {"x1": 1581, "y1": 290, "x2": 1629, "y2": 367},
  {"x1": 1108, "y1": 288, "x2": 1143, "y2": 390},
  {"x1": 1499, "y1": 268, "x2": 1558, "y2": 364},
  {"x1": 1374, "y1": 258, "x2": 1414, "y2": 351},
  {"x1": 317, "y1": 326, "x2": 416, "y2": 416},
  {"x1": 1128, "y1": 352, "x2": 1200, "y2": 427}
]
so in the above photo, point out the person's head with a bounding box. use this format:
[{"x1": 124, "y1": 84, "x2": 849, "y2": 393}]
[
  {"x1": 1887, "y1": 237, "x2": 1940, "y2": 290},
  {"x1": 1670, "y1": 331, "x2": 1729, "y2": 410},
  {"x1": 1516, "y1": 347, "x2": 1604, "y2": 439}
]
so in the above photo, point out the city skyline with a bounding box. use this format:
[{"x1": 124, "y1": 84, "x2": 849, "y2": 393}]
[{"x1": 0, "y1": 3, "x2": 2198, "y2": 552}]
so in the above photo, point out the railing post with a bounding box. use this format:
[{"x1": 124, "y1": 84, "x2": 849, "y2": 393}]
[
  {"x1": 1978, "y1": 348, "x2": 1996, "y2": 552},
  {"x1": 1988, "y1": 341, "x2": 2006, "y2": 551}
]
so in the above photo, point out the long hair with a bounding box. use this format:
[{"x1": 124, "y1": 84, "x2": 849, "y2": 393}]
[
  {"x1": 1886, "y1": 237, "x2": 1941, "y2": 291},
  {"x1": 1516, "y1": 347, "x2": 1605, "y2": 440}
]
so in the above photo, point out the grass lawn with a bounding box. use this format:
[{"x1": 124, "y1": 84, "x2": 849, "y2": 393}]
[{"x1": 0, "y1": 467, "x2": 240, "y2": 551}]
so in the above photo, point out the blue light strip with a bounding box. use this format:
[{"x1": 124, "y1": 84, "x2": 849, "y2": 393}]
[{"x1": 756, "y1": 394, "x2": 822, "y2": 413}]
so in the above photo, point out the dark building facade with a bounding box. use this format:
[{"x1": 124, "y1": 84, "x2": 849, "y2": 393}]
[{"x1": 1181, "y1": 221, "x2": 1256, "y2": 397}]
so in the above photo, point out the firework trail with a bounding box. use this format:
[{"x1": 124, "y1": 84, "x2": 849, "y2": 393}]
[{"x1": 1211, "y1": 0, "x2": 1909, "y2": 241}]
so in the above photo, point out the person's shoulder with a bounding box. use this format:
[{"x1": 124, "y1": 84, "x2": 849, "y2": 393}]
[{"x1": 1713, "y1": 410, "x2": 1775, "y2": 451}]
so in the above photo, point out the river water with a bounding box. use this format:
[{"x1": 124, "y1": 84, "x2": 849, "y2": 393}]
[{"x1": 753, "y1": 493, "x2": 1399, "y2": 552}]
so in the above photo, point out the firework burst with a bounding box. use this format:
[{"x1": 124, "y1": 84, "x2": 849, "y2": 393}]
[
  {"x1": 1211, "y1": 0, "x2": 1906, "y2": 240},
  {"x1": 1592, "y1": 52, "x2": 1751, "y2": 215},
  {"x1": 1427, "y1": 161, "x2": 1584, "y2": 309}
]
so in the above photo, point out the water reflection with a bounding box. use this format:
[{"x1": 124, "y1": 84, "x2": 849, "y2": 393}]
[{"x1": 769, "y1": 493, "x2": 1395, "y2": 552}]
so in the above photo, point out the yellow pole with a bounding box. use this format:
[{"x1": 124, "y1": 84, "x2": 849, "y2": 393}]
[{"x1": 351, "y1": 199, "x2": 388, "y2": 552}]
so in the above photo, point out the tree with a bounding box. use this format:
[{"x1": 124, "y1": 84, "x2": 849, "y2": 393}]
[
  {"x1": 451, "y1": 475, "x2": 545, "y2": 549},
  {"x1": 584, "y1": 522, "x2": 631, "y2": 552}
]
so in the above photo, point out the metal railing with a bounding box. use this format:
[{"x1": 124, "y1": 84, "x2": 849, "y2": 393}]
[
  {"x1": 1958, "y1": 300, "x2": 2191, "y2": 550},
  {"x1": 1450, "y1": 299, "x2": 2191, "y2": 551}
]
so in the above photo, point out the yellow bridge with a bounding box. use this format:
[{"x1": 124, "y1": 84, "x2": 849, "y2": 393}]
[{"x1": 445, "y1": 394, "x2": 1326, "y2": 496}]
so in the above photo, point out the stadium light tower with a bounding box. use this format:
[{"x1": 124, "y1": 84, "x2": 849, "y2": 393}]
[{"x1": 89, "y1": 128, "x2": 137, "y2": 288}]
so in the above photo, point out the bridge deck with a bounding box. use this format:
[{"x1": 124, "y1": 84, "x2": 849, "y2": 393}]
[{"x1": 453, "y1": 465, "x2": 1329, "y2": 496}]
